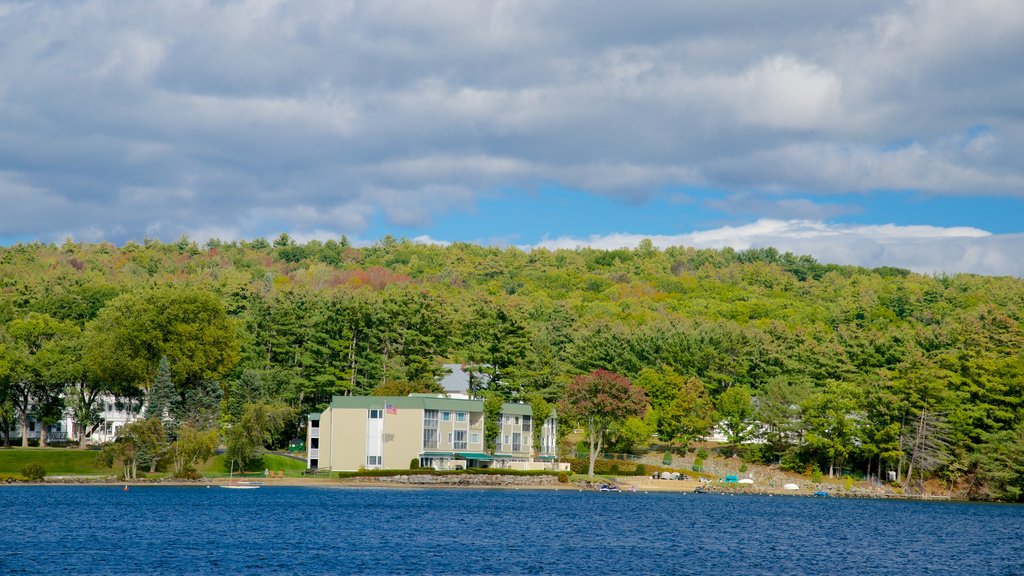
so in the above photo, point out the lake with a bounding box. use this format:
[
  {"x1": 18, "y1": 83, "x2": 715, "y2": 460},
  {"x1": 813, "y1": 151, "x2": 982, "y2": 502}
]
[{"x1": 1, "y1": 486, "x2": 1022, "y2": 575}]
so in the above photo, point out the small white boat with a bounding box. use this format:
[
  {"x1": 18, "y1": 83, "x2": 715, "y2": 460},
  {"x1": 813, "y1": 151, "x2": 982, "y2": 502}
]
[{"x1": 221, "y1": 460, "x2": 261, "y2": 490}]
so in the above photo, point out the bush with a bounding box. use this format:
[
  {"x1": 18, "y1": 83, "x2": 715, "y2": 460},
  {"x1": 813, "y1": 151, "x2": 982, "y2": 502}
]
[
  {"x1": 662, "y1": 452, "x2": 673, "y2": 466},
  {"x1": 692, "y1": 458, "x2": 704, "y2": 472},
  {"x1": 22, "y1": 463, "x2": 46, "y2": 482},
  {"x1": 564, "y1": 458, "x2": 639, "y2": 475},
  {"x1": 811, "y1": 464, "x2": 823, "y2": 484},
  {"x1": 739, "y1": 463, "x2": 748, "y2": 474},
  {"x1": 635, "y1": 464, "x2": 646, "y2": 477},
  {"x1": 173, "y1": 467, "x2": 201, "y2": 480},
  {"x1": 409, "y1": 458, "x2": 420, "y2": 470},
  {"x1": 843, "y1": 476, "x2": 854, "y2": 490},
  {"x1": 696, "y1": 448, "x2": 709, "y2": 461},
  {"x1": 557, "y1": 472, "x2": 569, "y2": 483}
]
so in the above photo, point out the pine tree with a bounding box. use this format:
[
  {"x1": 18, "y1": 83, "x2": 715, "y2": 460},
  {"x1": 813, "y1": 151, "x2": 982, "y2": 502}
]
[{"x1": 145, "y1": 356, "x2": 175, "y2": 423}]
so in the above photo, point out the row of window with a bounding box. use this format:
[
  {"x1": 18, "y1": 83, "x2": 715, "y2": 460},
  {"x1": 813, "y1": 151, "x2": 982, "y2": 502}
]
[{"x1": 423, "y1": 409, "x2": 468, "y2": 424}]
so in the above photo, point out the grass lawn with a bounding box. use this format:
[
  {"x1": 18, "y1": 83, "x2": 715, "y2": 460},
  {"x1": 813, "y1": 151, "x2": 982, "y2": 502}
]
[
  {"x1": 0, "y1": 447, "x2": 114, "y2": 475},
  {"x1": 199, "y1": 453, "x2": 308, "y2": 478}
]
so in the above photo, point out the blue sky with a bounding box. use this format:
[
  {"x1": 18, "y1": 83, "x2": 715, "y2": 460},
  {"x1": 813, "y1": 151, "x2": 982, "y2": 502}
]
[{"x1": 1, "y1": 1, "x2": 1023, "y2": 275}]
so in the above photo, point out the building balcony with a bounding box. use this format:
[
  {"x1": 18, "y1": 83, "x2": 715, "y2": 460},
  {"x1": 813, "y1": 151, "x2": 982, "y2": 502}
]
[
  {"x1": 309, "y1": 448, "x2": 319, "y2": 459},
  {"x1": 309, "y1": 428, "x2": 320, "y2": 439}
]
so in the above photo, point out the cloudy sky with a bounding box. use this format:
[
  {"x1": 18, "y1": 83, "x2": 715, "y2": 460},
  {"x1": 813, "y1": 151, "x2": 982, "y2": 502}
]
[{"x1": 1, "y1": 0, "x2": 1023, "y2": 275}]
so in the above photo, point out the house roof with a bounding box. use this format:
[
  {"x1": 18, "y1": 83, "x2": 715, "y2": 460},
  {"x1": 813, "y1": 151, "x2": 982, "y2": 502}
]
[
  {"x1": 501, "y1": 402, "x2": 532, "y2": 416},
  {"x1": 328, "y1": 395, "x2": 483, "y2": 412}
]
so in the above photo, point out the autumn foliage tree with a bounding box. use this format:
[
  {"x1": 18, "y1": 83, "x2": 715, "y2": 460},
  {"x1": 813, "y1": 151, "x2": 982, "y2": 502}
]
[{"x1": 560, "y1": 369, "x2": 647, "y2": 477}]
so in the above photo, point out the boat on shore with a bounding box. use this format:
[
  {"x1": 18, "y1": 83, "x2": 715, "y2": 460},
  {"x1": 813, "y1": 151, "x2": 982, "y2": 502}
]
[{"x1": 221, "y1": 460, "x2": 261, "y2": 490}]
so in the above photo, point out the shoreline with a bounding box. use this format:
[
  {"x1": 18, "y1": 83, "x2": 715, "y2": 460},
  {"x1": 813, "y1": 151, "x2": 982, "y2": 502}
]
[{"x1": 4, "y1": 475, "x2": 959, "y2": 501}]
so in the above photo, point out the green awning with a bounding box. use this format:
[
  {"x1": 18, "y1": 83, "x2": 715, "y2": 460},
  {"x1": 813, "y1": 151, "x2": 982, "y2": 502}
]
[
  {"x1": 421, "y1": 451, "x2": 455, "y2": 458},
  {"x1": 456, "y1": 452, "x2": 493, "y2": 461},
  {"x1": 536, "y1": 455, "x2": 556, "y2": 461}
]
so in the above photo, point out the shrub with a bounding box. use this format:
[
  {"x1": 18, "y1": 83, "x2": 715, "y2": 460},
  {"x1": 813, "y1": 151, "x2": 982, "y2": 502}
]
[
  {"x1": 557, "y1": 472, "x2": 569, "y2": 483},
  {"x1": 843, "y1": 476, "x2": 854, "y2": 490},
  {"x1": 811, "y1": 464, "x2": 823, "y2": 483},
  {"x1": 635, "y1": 464, "x2": 646, "y2": 477},
  {"x1": 564, "y1": 458, "x2": 639, "y2": 475},
  {"x1": 22, "y1": 463, "x2": 46, "y2": 482},
  {"x1": 662, "y1": 452, "x2": 673, "y2": 466},
  {"x1": 692, "y1": 458, "x2": 704, "y2": 472},
  {"x1": 409, "y1": 458, "x2": 420, "y2": 470},
  {"x1": 696, "y1": 448, "x2": 709, "y2": 461},
  {"x1": 739, "y1": 463, "x2": 748, "y2": 474},
  {"x1": 174, "y1": 467, "x2": 201, "y2": 480}
]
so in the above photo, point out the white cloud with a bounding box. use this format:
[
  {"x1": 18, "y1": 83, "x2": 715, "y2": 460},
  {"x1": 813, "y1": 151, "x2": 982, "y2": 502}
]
[
  {"x1": 527, "y1": 220, "x2": 1023, "y2": 276},
  {"x1": 0, "y1": 0, "x2": 1022, "y2": 250}
]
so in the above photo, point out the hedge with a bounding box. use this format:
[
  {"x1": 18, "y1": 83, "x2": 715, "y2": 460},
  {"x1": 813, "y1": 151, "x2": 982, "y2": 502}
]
[
  {"x1": 336, "y1": 468, "x2": 561, "y2": 479},
  {"x1": 565, "y1": 458, "x2": 646, "y2": 476}
]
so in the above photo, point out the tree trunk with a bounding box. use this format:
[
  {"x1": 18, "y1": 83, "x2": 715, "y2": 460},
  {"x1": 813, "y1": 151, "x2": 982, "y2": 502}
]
[
  {"x1": 587, "y1": 418, "x2": 604, "y2": 478},
  {"x1": 79, "y1": 427, "x2": 89, "y2": 449},
  {"x1": 39, "y1": 425, "x2": 48, "y2": 448},
  {"x1": 349, "y1": 333, "x2": 357, "y2": 392},
  {"x1": 20, "y1": 413, "x2": 29, "y2": 448}
]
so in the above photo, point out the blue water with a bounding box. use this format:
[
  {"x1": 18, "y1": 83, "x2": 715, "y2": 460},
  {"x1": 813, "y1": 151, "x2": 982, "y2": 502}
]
[{"x1": 1, "y1": 486, "x2": 1022, "y2": 575}]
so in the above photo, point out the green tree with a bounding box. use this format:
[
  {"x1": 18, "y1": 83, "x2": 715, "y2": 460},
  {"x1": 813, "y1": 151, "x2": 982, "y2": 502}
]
[
  {"x1": 6, "y1": 313, "x2": 80, "y2": 447},
  {"x1": 170, "y1": 423, "x2": 218, "y2": 479},
  {"x1": 802, "y1": 380, "x2": 862, "y2": 478},
  {"x1": 973, "y1": 421, "x2": 1024, "y2": 501},
  {"x1": 98, "y1": 417, "x2": 165, "y2": 480},
  {"x1": 225, "y1": 402, "x2": 295, "y2": 472},
  {"x1": 482, "y1": 393, "x2": 504, "y2": 452},
  {"x1": 636, "y1": 367, "x2": 714, "y2": 450},
  {"x1": 145, "y1": 356, "x2": 175, "y2": 423},
  {"x1": 715, "y1": 386, "x2": 755, "y2": 456},
  {"x1": 83, "y1": 288, "x2": 239, "y2": 402},
  {"x1": 559, "y1": 369, "x2": 647, "y2": 477}
]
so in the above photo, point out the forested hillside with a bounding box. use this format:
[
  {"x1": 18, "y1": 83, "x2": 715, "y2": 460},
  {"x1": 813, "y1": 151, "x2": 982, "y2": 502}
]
[{"x1": 1, "y1": 235, "x2": 1022, "y2": 499}]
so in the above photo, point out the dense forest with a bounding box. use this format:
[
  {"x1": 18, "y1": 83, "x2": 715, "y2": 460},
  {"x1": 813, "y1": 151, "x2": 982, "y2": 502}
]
[{"x1": 1, "y1": 234, "x2": 1022, "y2": 499}]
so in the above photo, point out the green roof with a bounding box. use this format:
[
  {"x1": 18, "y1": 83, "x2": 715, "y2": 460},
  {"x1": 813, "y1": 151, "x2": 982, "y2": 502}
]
[
  {"x1": 328, "y1": 395, "x2": 483, "y2": 412},
  {"x1": 501, "y1": 402, "x2": 532, "y2": 416},
  {"x1": 308, "y1": 412, "x2": 321, "y2": 420}
]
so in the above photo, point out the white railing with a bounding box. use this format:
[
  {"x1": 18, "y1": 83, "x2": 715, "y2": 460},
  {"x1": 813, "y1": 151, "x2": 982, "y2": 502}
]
[
  {"x1": 309, "y1": 448, "x2": 319, "y2": 459},
  {"x1": 309, "y1": 428, "x2": 319, "y2": 439}
]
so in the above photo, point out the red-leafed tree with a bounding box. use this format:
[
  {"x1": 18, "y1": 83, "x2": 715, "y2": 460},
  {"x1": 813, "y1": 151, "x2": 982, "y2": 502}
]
[{"x1": 561, "y1": 369, "x2": 648, "y2": 477}]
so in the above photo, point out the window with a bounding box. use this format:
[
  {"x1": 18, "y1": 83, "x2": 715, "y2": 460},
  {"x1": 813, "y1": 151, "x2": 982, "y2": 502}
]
[
  {"x1": 442, "y1": 411, "x2": 451, "y2": 421},
  {"x1": 522, "y1": 416, "x2": 531, "y2": 433},
  {"x1": 368, "y1": 409, "x2": 382, "y2": 419},
  {"x1": 310, "y1": 419, "x2": 320, "y2": 429},
  {"x1": 470, "y1": 433, "x2": 480, "y2": 445},
  {"x1": 310, "y1": 438, "x2": 319, "y2": 449},
  {"x1": 447, "y1": 432, "x2": 453, "y2": 445},
  {"x1": 456, "y1": 412, "x2": 466, "y2": 422},
  {"x1": 512, "y1": 432, "x2": 521, "y2": 452},
  {"x1": 453, "y1": 430, "x2": 467, "y2": 450},
  {"x1": 514, "y1": 416, "x2": 520, "y2": 426},
  {"x1": 310, "y1": 459, "x2": 319, "y2": 469},
  {"x1": 423, "y1": 429, "x2": 438, "y2": 449},
  {"x1": 503, "y1": 435, "x2": 509, "y2": 446},
  {"x1": 367, "y1": 455, "x2": 382, "y2": 466},
  {"x1": 424, "y1": 410, "x2": 439, "y2": 428}
]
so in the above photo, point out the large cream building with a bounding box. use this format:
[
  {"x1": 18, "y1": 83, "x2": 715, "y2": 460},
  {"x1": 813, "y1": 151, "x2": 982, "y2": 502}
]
[{"x1": 307, "y1": 394, "x2": 559, "y2": 471}]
